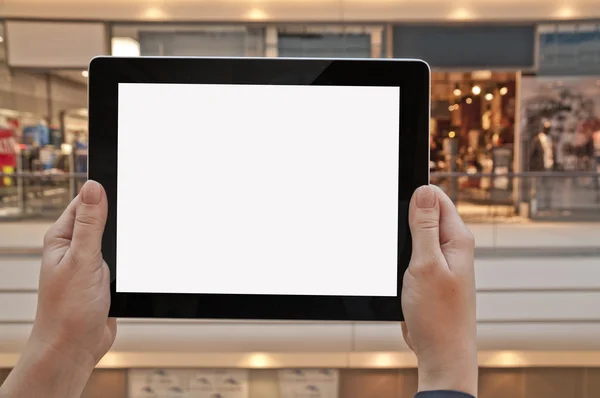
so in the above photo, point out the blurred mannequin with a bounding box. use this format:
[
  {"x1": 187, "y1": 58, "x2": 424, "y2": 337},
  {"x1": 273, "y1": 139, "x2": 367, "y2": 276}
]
[
  {"x1": 529, "y1": 121, "x2": 554, "y2": 211},
  {"x1": 529, "y1": 122, "x2": 554, "y2": 172},
  {"x1": 593, "y1": 129, "x2": 600, "y2": 201},
  {"x1": 593, "y1": 129, "x2": 600, "y2": 162}
]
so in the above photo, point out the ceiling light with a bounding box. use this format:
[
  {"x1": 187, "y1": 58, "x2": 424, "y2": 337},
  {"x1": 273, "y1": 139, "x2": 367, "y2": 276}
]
[
  {"x1": 485, "y1": 92, "x2": 494, "y2": 101},
  {"x1": 448, "y1": 105, "x2": 454, "y2": 112},
  {"x1": 373, "y1": 353, "x2": 395, "y2": 367},
  {"x1": 449, "y1": 8, "x2": 474, "y2": 20},
  {"x1": 248, "y1": 353, "x2": 272, "y2": 368},
  {"x1": 472, "y1": 85, "x2": 481, "y2": 95},
  {"x1": 81, "y1": 70, "x2": 89, "y2": 78},
  {"x1": 499, "y1": 86, "x2": 508, "y2": 96},
  {"x1": 466, "y1": 97, "x2": 473, "y2": 104},
  {"x1": 246, "y1": 8, "x2": 268, "y2": 20},
  {"x1": 449, "y1": 131, "x2": 456, "y2": 138},
  {"x1": 555, "y1": 7, "x2": 575, "y2": 19},
  {"x1": 453, "y1": 83, "x2": 462, "y2": 97},
  {"x1": 143, "y1": 7, "x2": 167, "y2": 19}
]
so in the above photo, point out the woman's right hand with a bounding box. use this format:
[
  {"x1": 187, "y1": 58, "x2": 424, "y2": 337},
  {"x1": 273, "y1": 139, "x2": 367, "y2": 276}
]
[{"x1": 401, "y1": 185, "x2": 478, "y2": 396}]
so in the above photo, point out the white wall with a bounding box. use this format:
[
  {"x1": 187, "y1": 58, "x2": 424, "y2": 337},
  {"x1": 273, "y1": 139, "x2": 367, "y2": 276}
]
[{"x1": 1, "y1": 221, "x2": 600, "y2": 363}]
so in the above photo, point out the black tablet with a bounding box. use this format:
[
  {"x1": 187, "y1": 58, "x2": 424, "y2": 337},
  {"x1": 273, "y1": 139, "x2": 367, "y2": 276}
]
[{"x1": 88, "y1": 57, "x2": 430, "y2": 321}]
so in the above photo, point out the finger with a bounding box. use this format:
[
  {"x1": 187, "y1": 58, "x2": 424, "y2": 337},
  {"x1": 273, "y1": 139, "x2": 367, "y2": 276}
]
[
  {"x1": 107, "y1": 317, "x2": 117, "y2": 340},
  {"x1": 401, "y1": 322, "x2": 414, "y2": 351},
  {"x1": 431, "y1": 185, "x2": 475, "y2": 273},
  {"x1": 43, "y1": 195, "x2": 78, "y2": 249},
  {"x1": 70, "y1": 180, "x2": 108, "y2": 263},
  {"x1": 408, "y1": 185, "x2": 445, "y2": 272},
  {"x1": 430, "y1": 186, "x2": 472, "y2": 247}
]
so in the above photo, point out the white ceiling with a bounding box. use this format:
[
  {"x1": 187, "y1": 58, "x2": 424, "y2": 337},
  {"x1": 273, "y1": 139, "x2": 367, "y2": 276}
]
[{"x1": 1, "y1": 0, "x2": 599, "y2": 21}]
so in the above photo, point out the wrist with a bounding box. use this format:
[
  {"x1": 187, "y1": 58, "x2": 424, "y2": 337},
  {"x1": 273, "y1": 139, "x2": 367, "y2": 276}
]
[
  {"x1": 1, "y1": 337, "x2": 94, "y2": 398},
  {"x1": 417, "y1": 342, "x2": 478, "y2": 397}
]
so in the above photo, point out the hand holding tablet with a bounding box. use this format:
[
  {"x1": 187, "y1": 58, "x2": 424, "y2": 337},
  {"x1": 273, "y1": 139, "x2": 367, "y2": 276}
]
[{"x1": 88, "y1": 57, "x2": 430, "y2": 321}]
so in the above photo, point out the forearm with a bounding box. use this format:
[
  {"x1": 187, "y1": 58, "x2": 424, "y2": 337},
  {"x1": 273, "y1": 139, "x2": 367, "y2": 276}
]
[
  {"x1": 417, "y1": 341, "x2": 478, "y2": 397},
  {"x1": 0, "y1": 340, "x2": 93, "y2": 398}
]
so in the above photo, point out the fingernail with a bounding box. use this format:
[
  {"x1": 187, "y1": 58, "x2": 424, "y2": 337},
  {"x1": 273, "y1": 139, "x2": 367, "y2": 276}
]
[
  {"x1": 81, "y1": 180, "x2": 102, "y2": 205},
  {"x1": 416, "y1": 185, "x2": 435, "y2": 208}
]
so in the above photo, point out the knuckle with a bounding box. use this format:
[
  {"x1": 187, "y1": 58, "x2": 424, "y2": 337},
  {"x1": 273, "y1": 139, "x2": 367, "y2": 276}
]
[
  {"x1": 410, "y1": 251, "x2": 441, "y2": 274},
  {"x1": 457, "y1": 229, "x2": 475, "y2": 249},
  {"x1": 43, "y1": 229, "x2": 55, "y2": 247},
  {"x1": 42, "y1": 229, "x2": 67, "y2": 253},
  {"x1": 66, "y1": 247, "x2": 102, "y2": 270},
  {"x1": 415, "y1": 217, "x2": 439, "y2": 231},
  {"x1": 75, "y1": 212, "x2": 101, "y2": 229}
]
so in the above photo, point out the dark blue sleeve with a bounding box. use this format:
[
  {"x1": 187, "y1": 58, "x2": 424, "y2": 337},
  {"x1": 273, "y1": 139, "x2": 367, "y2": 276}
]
[{"x1": 415, "y1": 391, "x2": 475, "y2": 398}]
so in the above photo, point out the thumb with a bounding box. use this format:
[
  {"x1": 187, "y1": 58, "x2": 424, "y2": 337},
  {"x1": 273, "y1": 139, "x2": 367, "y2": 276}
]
[
  {"x1": 71, "y1": 180, "x2": 108, "y2": 262},
  {"x1": 408, "y1": 185, "x2": 444, "y2": 271}
]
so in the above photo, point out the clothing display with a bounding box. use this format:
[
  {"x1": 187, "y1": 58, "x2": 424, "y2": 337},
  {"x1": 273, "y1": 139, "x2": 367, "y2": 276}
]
[
  {"x1": 481, "y1": 107, "x2": 492, "y2": 131},
  {"x1": 0, "y1": 128, "x2": 17, "y2": 187},
  {"x1": 593, "y1": 130, "x2": 600, "y2": 157},
  {"x1": 529, "y1": 131, "x2": 554, "y2": 171},
  {"x1": 23, "y1": 124, "x2": 50, "y2": 146}
]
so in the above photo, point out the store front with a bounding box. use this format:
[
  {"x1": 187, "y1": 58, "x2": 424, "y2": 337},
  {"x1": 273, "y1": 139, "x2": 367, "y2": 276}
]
[
  {"x1": 517, "y1": 23, "x2": 600, "y2": 219},
  {"x1": 429, "y1": 71, "x2": 518, "y2": 206},
  {"x1": 0, "y1": 20, "x2": 99, "y2": 217},
  {"x1": 389, "y1": 24, "x2": 535, "y2": 216},
  {"x1": 1, "y1": 17, "x2": 598, "y2": 220}
]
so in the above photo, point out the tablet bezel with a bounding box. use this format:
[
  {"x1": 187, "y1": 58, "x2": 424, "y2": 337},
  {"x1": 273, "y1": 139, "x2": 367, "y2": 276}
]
[{"x1": 88, "y1": 57, "x2": 430, "y2": 321}]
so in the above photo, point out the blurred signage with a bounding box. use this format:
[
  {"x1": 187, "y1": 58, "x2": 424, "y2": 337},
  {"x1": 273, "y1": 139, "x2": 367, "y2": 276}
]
[
  {"x1": 279, "y1": 369, "x2": 338, "y2": 398},
  {"x1": 538, "y1": 23, "x2": 600, "y2": 75},
  {"x1": 393, "y1": 25, "x2": 535, "y2": 69},
  {"x1": 128, "y1": 369, "x2": 249, "y2": 398},
  {"x1": 5, "y1": 20, "x2": 107, "y2": 68}
]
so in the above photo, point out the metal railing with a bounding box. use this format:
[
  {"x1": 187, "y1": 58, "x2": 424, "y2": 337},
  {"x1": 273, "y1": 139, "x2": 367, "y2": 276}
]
[
  {"x1": 431, "y1": 171, "x2": 600, "y2": 222},
  {"x1": 0, "y1": 172, "x2": 87, "y2": 220},
  {"x1": 0, "y1": 171, "x2": 599, "y2": 222}
]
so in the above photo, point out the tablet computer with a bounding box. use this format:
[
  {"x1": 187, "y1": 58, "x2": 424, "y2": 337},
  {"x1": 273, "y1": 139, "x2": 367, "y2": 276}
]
[{"x1": 88, "y1": 57, "x2": 430, "y2": 321}]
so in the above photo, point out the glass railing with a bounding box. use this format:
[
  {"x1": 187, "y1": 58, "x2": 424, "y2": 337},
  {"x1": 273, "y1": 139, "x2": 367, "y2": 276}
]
[
  {"x1": 431, "y1": 171, "x2": 600, "y2": 223},
  {"x1": 1, "y1": 171, "x2": 599, "y2": 222}
]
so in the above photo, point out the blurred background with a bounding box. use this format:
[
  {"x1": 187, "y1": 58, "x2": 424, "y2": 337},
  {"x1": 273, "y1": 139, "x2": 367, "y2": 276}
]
[{"x1": 0, "y1": 1, "x2": 600, "y2": 397}]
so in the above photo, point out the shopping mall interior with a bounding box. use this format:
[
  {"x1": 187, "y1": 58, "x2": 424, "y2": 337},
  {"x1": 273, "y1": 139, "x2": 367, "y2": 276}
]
[{"x1": 0, "y1": 0, "x2": 599, "y2": 397}]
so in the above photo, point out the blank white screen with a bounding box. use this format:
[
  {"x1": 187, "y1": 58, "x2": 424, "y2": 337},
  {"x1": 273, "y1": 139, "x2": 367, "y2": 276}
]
[{"x1": 117, "y1": 83, "x2": 400, "y2": 296}]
